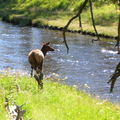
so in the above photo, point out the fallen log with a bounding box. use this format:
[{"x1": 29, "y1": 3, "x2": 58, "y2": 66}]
[{"x1": 5, "y1": 97, "x2": 25, "y2": 120}]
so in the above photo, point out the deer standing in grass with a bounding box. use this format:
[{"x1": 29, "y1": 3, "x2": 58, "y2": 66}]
[{"x1": 28, "y1": 42, "x2": 54, "y2": 89}]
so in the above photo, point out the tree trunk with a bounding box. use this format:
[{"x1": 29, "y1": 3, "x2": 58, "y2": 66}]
[
  {"x1": 115, "y1": 0, "x2": 120, "y2": 53},
  {"x1": 117, "y1": 12, "x2": 120, "y2": 53},
  {"x1": 108, "y1": 10, "x2": 120, "y2": 92}
]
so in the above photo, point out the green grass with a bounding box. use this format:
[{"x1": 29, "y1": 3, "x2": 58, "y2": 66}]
[
  {"x1": 0, "y1": 0, "x2": 118, "y2": 36},
  {"x1": 0, "y1": 74, "x2": 120, "y2": 120}
]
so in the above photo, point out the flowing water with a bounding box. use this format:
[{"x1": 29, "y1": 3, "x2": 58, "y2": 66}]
[{"x1": 0, "y1": 21, "x2": 120, "y2": 103}]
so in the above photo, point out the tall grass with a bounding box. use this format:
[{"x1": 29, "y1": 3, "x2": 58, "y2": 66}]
[{"x1": 0, "y1": 74, "x2": 120, "y2": 120}]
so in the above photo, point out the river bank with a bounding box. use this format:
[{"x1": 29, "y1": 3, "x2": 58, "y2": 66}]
[
  {"x1": 0, "y1": 74, "x2": 120, "y2": 120},
  {"x1": 0, "y1": 1, "x2": 118, "y2": 39}
]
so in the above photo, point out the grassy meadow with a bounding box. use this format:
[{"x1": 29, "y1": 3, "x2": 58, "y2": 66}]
[
  {"x1": 0, "y1": 1, "x2": 120, "y2": 120},
  {"x1": 0, "y1": 74, "x2": 120, "y2": 120},
  {"x1": 0, "y1": 0, "x2": 119, "y2": 36}
]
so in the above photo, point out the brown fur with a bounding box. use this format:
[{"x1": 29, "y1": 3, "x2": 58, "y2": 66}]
[
  {"x1": 28, "y1": 49, "x2": 44, "y2": 74},
  {"x1": 28, "y1": 42, "x2": 54, "y2": 76}
]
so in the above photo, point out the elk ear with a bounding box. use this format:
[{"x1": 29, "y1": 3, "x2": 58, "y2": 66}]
[
  {"x1": 45, "y1": 42, "x2": 50, "y2": 45},
  {"x1": 42, "y1": 42, "x2": 50, "y2": 46},
  {"x1": 42, "y1": 42, "x2": 45, "y2": 46}
]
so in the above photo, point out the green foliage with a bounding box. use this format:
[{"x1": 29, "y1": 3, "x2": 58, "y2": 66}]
[
  {"x1": 0, "y1": 74, "x2": 120, "y2": 120},
  {"x1": 0, "y1": 0, "x2": 118, "y2": 26},
  {"x1": 89, "y1": 4, "x2": 118, "y2": 25},
  {"x1": 0, "y1": 0, "x2": 118, "y2": 36}
]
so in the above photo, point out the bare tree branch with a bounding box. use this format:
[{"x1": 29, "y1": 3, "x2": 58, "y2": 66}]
[
  {"x1": 63, "y1": 0, "x2": 89, "y2": 53},
  {"x1": 108, "y1": 62, "x2": 120, "y2": 92},
  {"x1": 89, "y1": 0, "x2": 100, "y2": 41},
  {"x1": 78, "y1": 14, "x2": 83, "y2": 30}
]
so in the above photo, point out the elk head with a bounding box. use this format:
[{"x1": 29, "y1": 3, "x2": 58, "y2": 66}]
[{"x1": 41, "y1": 42, "x2": 54, "y2": 56}]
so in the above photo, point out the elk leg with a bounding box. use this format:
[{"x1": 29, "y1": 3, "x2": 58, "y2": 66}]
[
  {"x1": 39, "y1": 73, "x2": 43, "y2": 80},
  {"x1": 38, "y1": 81, "x2": 43, "y2": 89},
  {"x1": 34, "y1": 73, "x2": 44, "y2": 89},
  {"x1": 31, "y1": 67, "x2": 33, "y2": 77},
  {"x1": 34, "y1": 74, "x2": 40, "y2": 88},
  {"x1": 38, "y1": 73, "x2": 44, "y2": 89}
]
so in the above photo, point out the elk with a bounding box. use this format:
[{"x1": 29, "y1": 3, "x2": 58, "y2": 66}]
[{"x1": 28, "y1": 42, "x2": 54, "y2": 89}]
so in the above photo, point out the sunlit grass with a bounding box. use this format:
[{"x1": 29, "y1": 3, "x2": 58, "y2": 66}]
[
  {"x1": 0, "y1": 74, "x2": 120, "y2": 120},
  {"x1": 48, "y1": 18, "x2": 117, "y2": 37},
  {"x1": 0, "y1": 1, "x2": 118, "y2": 36}
]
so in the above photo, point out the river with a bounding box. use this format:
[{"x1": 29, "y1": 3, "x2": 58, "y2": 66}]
[{"x1": 0, "y1": 21, "x2": 120, "y2": 103}]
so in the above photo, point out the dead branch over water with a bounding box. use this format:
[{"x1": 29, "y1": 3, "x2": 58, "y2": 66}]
[
  {"x1": 62, "y1": 0, "x2": 89, "y2": 53},
  {"x1": 62, "y1": 0, "x2": 100, "y2": 52},
  {"x1": 89, "y1": 0, "x2": 100, "y2": 41},
  {"x1": 108, "y1": 62, "x2": 120, "y2": 92}
]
